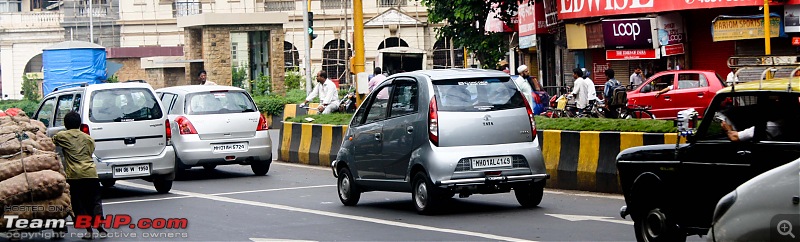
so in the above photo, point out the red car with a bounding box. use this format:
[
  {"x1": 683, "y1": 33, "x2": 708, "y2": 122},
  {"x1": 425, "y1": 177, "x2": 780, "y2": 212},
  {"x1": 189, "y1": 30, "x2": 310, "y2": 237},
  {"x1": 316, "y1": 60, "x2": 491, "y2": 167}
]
[{"x1": 626, "y1": 70, "x2": 726, "y2": 119}]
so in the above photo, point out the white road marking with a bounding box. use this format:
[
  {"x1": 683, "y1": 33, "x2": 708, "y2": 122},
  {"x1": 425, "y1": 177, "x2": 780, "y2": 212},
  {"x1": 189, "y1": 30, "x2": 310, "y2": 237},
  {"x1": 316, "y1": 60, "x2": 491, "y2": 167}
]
[
  {"x1": 273, "y1": 161, "x2": 331, "y2": 171},
  {"x1": 211, "y1": 185, "x2": 336, "y2": 196},
  {"x1": 117, "y1": 181, "x2": 538, "y2": 242},
  {"x1": 104, "y1": 196, "x2": 192, "y2": 205},
  {"x1": 103, "y1": 184, "x2": 334, "y2": 205},
  {"x1": 546, "y1": 213, "x2": 634, "y2": 226},
  {"x1": 544, "y1": 189, "x2": 624, "y2": 200}
]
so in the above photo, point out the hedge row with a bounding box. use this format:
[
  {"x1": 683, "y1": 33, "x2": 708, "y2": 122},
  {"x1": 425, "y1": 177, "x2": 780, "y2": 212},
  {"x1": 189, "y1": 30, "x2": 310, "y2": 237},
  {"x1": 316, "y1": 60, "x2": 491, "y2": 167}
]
[
  {"x1": 0, "y1": 100, "x2": 40, "y2": 117},
  {"x1": 285, "y1": 114, "x2": 679, "y2": 133}
]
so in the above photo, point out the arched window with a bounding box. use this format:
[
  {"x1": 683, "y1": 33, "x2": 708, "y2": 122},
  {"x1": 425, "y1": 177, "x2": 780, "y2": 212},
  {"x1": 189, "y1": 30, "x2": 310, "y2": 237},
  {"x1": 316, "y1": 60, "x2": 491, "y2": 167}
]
[
  {"x1": 322, "y1": 39, "x2": 352, "y2": 80},
  {"x1": 284, "y1": 41, "x2": 299, "y2": 71},
  {"x1": 377, "y1": 37, "x2": 409, "y2": 50},
  {"x1": 432, "y1": 38, "x2": 464, "y2": 69}
]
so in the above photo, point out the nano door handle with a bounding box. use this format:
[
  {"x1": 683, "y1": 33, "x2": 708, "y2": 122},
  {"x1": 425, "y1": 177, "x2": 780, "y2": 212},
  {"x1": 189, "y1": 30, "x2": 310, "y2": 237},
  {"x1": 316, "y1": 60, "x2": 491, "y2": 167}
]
[
  {"x1": 697, "y1": 93, "x2": 704, "y2": 98},
  {"x1": 663, "y1": 95, "x2": 671, "y2": 99},
  {"x1": 406, "y1": 126, "x2": 414, "y2": 133},
  {"x1": 737, "y1": 150, "x2": 751, "y2": 155},
  {"x1": 374, "y1": 133, "x2": 382, "y2": 141}
]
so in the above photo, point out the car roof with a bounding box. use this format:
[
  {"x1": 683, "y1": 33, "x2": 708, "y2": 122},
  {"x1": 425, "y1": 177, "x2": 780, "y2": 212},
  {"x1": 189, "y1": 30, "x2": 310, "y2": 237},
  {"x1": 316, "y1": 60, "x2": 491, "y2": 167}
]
[
  {"x1": 45, "y1": 82, "x2": 155, "y2": 97},
  {"x1": 156, "y1": 85, "x2": 246, "y2": 94},
  {"x1": 398, "y1": 68, "x2": 511, "y2": 81},
  {"x1": 653, "y1": 70, "x2": 718, "y2": 75},
  {"x1": 717, "y1": 78, "x2": 800, "y2": 93}
]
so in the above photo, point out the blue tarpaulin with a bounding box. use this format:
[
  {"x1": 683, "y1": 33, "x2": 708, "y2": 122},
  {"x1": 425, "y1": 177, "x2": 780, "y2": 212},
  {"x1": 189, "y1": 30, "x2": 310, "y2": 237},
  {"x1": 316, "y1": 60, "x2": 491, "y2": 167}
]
[{"x1": 42, "y1": 41, "x2": 106, "y2": 95}]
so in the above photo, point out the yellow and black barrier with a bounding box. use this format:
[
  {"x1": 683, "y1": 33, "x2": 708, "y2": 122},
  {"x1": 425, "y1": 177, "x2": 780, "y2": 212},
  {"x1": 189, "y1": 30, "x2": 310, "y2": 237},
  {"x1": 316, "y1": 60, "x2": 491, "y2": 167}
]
[
  {"x1": 278, "y1": 122, "x2": 347, "y2": 167},
  {"x1": 278, "y1": 122, "x2": 684, "y2": 194},
  {"x1": 281, "y1": 103, "x2": 320, "y2": 123},
  {"x1": 537, "y1": 130, "x2": 683, "y2": 194}
]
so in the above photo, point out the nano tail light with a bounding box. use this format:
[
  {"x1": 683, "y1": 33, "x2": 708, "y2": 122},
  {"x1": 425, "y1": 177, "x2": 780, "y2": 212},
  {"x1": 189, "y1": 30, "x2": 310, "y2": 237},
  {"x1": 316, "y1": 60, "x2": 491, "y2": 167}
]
[
  {"x1": 175, "y1": 116, "x2": 197, "y2": 135},
  {"x1": 522, "y1": 99, "x2": 536, "y2": 141},
  {"x1": 257, "y1": 113, "x2": 268, "y2": 131},
  {"x1": 165, "y1": 119, "x2": 172, "y2": 144},
  {"x1": 428, "y1": 96, "x2": 439, "y2": 146},
  {"x1": 80, "y1": 124, "x2": 90, "y2": 135}
]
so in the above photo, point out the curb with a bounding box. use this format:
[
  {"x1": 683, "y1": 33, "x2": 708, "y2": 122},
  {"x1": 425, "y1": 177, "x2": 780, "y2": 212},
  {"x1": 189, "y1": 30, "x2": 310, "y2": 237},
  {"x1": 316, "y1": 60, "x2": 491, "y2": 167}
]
[{"x1": 278, "y1": 122, "x2": 684, "y2": 194}]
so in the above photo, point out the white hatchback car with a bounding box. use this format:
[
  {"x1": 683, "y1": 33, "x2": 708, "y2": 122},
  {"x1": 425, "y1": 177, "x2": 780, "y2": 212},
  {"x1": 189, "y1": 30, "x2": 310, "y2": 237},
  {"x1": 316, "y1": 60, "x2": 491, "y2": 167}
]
[
  {"x1": 707, "y1": 158, "x2": 800, "y2": 241},
  {"x1": 156, "y1": 86, "x2": 272, "y2": 175}
]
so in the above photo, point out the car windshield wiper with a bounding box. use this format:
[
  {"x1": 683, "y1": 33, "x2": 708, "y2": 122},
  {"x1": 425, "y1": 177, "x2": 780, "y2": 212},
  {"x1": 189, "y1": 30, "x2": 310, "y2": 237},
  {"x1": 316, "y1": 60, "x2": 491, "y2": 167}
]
[{"x1": 242, "y1": 108, "x2": 256, "y2": 112}]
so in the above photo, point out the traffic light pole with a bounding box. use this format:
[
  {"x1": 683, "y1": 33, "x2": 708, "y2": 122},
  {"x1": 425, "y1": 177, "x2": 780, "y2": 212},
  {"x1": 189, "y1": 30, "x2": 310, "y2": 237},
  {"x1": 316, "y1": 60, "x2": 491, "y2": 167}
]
[
  {"x1": 303, "y1": 3, "x2": 312, "y2": 95},
  {"x1": 353, "y1": 0, "x2": 365, "y2": 106}
]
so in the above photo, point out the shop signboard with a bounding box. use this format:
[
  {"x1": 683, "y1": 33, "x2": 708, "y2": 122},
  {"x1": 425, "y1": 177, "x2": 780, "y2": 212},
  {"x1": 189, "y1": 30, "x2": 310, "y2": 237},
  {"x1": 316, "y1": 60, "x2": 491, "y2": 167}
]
[
  {"x1": 606, "y1": 49, "x2": 659, "y2": 60},
  {"x1": 518, "y1": 0, "x2": 548, "y2": 48},
  {"x1": 712, "y1": 15, "x2": 782, "y2": 42},
  {"x1": 586, "y1": 23, "x2": 604, "y2": 49},
  {"x1": 557, "y1": 0, "x2": 780, "y2": 20},
  {"x1": 602, "y1": 19, "x2": 657, "y2": 49},
  {"x1": 661, "y1": 43, "x2": 685, "y2": 56},
  {"x1": 657, "y1": 13, "x2": 685, "y2": 46}
]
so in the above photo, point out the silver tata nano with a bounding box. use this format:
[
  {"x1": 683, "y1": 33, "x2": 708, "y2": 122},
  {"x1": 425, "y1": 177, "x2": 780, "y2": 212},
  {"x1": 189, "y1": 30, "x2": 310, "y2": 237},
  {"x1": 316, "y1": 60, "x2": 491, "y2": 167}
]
[{"x1": 332, "y1": 69, "x2": 549, "y2": 214}]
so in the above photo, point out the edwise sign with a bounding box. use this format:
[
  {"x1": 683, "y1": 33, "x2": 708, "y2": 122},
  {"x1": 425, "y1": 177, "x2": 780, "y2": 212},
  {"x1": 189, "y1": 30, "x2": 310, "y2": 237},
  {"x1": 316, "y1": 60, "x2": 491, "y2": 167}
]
[
  {"x1": 602, "y1": 19, "x2": 656, "y2": 49},
  {"x1": 558, "y1": 0, "x2": 767, "y2": 20}
]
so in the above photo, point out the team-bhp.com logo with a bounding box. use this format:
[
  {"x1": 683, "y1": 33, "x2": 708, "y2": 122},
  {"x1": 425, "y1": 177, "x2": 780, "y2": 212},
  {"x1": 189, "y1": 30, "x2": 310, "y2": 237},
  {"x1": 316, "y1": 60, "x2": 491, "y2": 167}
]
[{"x1": 4, "y1": 214, "x2": 188, "y2": 230}]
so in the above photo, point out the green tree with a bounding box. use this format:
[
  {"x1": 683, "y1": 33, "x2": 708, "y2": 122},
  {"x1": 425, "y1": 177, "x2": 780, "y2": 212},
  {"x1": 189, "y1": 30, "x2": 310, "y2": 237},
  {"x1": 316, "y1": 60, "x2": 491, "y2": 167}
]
[
  {"x1": 421, "y1": 0, "x2": 518, "y2": 67},
  {"x1": 232, "y1": 65, "x2": 248, "y2": 88},
  {"x1": 21, "y1": 75, "x2": 39, "y2": 101},
  {"x1": 284, "y1": 68, "x2": 302, "y2": 90},
  {"x1": 254, "y1": 74, "x2": 271, "y2": 96}
]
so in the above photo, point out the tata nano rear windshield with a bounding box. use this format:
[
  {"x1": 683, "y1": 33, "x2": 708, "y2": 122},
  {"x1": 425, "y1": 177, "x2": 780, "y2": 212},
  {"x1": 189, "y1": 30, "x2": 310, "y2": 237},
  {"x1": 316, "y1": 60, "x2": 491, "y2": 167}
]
[{"x1": 432, "y1": 77, "x2": 526, "y2": 112}]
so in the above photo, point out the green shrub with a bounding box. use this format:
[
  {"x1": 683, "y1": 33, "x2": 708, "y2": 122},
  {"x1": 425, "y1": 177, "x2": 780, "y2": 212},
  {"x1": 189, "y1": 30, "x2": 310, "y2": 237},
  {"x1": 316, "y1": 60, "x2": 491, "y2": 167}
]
[
  {"x1": 0, "y1": 100, "x2": 40, "y2": 116},
  {"x1": 105, "y1": 75, "x2": 119, "y2": 83},
  {"x1": 286, "y1": 89, "x2": 312, "y2": 104},
  {"x1": 252, "y1": 74, "x2": 271, "y2": 96},
  {"x1": 22, "y1": 75, "x2": 40, "y2": 102},
  {"x1": 285, "y1": 70, "x2": 302, "y2": 90},
  {"x1": 232, "y1": 65, "x2": 248, "y2": 89},
  {"x1": 285, "y1": 113, "x2": 353, "y2": 125},
  {"x1": 534, "y1": 117, "x2": 677, "y2": 133}
]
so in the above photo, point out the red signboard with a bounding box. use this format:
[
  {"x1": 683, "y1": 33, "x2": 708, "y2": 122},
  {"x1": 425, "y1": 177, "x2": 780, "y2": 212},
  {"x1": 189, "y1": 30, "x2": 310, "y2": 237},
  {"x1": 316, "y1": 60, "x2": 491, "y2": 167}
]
[
  {"x1": 606, "y1": 49, "x2": 658, "y2": 60},
  {"x1": 663, "y1": 43, "x2": 685, "y2": 56},
  {"x1": 793, "y1": 37, "x2": 800, "y2": 46},
  {"x1": 558, "y1": 0, "x2": 770, "y2": 20},
  {"x1": 518, "y1": 0, "x2": 548, "y2": 36}
]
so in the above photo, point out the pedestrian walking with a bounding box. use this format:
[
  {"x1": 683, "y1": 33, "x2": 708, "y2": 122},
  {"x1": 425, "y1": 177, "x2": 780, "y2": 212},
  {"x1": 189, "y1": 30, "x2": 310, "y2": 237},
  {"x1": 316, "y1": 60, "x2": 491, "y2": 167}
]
[
  {"x1": 52, "y1": 111, "x2": 108, "y2": 240},
  {"x1": 514, "y1": 65, "x2": 534, "y2": 109},
  {"x1": 570, "y1": 68, "x2": 594, "y2": 110},
  {"x1": 198, "y1": 70, "x2": 217, "y2": 85}
]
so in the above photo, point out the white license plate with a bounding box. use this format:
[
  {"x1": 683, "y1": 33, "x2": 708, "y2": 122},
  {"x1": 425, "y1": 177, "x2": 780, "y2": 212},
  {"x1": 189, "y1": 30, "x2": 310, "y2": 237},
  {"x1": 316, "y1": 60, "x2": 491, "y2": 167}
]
[
  {"x1": 212, "y1": 143, "x2": 248, "y2": 153},
  {"x1": 471, "y1": 156, "x2": 513, "y2": 169},
  {"x1": 113, "y1": 164, "x2": 151, "y2": 178}
]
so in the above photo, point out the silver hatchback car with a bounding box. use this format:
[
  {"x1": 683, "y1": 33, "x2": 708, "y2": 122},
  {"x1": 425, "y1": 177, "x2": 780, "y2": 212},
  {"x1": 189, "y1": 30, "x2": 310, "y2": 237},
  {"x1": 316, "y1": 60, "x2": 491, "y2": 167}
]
[
  {"x1": 332, "y1": 69, "x2": 549, "y2": 214},
  {"x1": 156, "y1": 85, "x2": 272, "y2": 175}
]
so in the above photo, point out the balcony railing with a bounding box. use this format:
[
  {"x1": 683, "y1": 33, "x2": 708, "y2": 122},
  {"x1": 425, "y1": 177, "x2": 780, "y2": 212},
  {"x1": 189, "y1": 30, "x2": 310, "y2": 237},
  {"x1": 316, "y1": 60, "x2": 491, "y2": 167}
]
[
  {"x1": 78, "y1": 5, "x2": 109, "y2": 17},
  {"x1": 173, "y1": 1, "x2": 201, "y2": 17},
  {"x1": 265, "y1": 1, "x2": 295, "y2": 11},
  {"x1": 0, "y1": 11, "x2": 62, "y2": 29},
  {"x1": 377, "y1": 0, "x2": 406, "y2": 7},
  {"x1": 321, "y1": 0, "x2": 350, "y2": 9}
]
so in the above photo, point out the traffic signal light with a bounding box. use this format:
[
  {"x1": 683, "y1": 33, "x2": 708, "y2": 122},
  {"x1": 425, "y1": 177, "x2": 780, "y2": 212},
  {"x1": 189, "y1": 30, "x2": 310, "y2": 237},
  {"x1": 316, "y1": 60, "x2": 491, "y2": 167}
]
[{"x1": 308, "y1": 12, "x2": 318, "y2": 40}]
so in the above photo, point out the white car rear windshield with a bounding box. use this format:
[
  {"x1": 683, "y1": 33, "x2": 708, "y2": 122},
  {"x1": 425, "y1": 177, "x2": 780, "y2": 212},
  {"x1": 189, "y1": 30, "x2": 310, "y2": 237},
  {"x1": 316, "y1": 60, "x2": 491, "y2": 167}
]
[
  {"x1": 89, "y1": 88, "x2": 163, "y2": 122},
  {"x1": 432, "y1": 78, "x2": 526, "y2": 112},
  {"x1": 186, "y1": 91, "x2": 257, "y2": 115}
]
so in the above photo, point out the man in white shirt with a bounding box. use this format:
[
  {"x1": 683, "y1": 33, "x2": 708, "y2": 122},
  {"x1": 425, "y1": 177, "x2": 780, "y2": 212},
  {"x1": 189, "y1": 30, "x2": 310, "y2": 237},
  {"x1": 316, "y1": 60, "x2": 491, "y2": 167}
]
[
  {"x1": 630, "y1": 67, "x2": 644, "y2": 88},
  {"x1": 198, "y1": 70, "x2": 217, "y2": 85},
  {"x1": 303, "y1": 70, "x2": 340, "y2": 114},
  {"x1": 513, "y1": 65, "x2": 534, "y2": 108},
  {"x1": 570, "y1": 68, "x2": 594, "y2": 109},
  {"x1": 726, "y1": 68, "x2": 740, "y2": 84}
]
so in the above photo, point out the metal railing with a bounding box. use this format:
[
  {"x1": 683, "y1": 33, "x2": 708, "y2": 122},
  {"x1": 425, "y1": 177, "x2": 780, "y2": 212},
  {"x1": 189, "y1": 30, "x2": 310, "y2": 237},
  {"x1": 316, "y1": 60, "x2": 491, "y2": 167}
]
[
  {"x1": 78, "y1": 5, "x2": 109, "y2": 17},
  {"x1": 173, "y1": 1, "x2": 201, "y2": 17},
  {"x1": 265, "y1": 0, "x2": 295, "y2": 11},
  {"x1": 321, "y1": 0, "x2": 350, "y2": 9},
  {"x1": 377, "y1": 0, "x2": 406, "y2": 7},
  {"x1": 0, "y1": 11, "x2": 62, "y2": 29}
]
